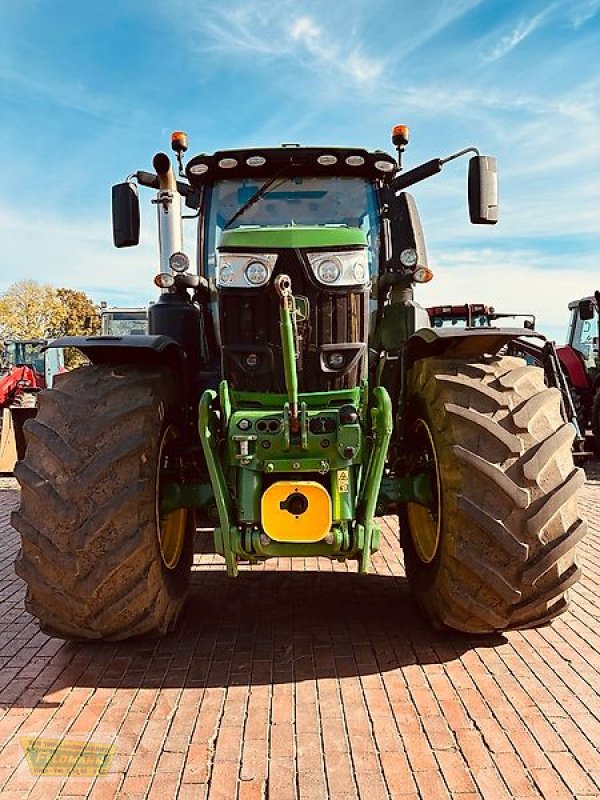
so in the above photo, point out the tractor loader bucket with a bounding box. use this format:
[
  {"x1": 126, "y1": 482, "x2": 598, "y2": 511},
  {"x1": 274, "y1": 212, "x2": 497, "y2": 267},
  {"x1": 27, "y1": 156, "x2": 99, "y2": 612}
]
[{"x1": 0, "y1": 407, "x2": 36, "y2": 473}]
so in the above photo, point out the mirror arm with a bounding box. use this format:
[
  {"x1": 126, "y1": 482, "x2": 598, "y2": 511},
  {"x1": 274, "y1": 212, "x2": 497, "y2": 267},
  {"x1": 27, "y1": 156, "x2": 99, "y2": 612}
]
[
  {"x1": 391, "y1": 146, "x2": 481, "y2": 192},
  {"x1": 439, "y1": 146, "x2": 479, "y2": 165},
  {"x1": 132, "y1": 170, "x2": 195, "y2": 199},
  {"x1": 391, "y1": 159, "x2": 442, "y2": 191}
]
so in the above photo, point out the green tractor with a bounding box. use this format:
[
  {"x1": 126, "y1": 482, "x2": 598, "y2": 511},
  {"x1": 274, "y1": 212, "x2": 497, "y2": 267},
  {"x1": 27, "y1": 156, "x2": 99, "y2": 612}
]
[{"x1": 12, "y1": 126, "x2": 585, "y2": 640}]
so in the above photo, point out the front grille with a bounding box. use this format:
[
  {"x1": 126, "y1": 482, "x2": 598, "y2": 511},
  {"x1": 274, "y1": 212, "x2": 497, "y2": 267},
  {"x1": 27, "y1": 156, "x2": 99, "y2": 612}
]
[{"x1": 219, "y1": 251, "x2": 368, "y2": 393}]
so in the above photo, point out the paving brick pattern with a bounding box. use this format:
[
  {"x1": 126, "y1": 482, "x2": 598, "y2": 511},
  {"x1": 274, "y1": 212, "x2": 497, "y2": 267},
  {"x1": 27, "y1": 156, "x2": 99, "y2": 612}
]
[{"x1": 0, "y1": 468, "x2": 598, "y2": 799}]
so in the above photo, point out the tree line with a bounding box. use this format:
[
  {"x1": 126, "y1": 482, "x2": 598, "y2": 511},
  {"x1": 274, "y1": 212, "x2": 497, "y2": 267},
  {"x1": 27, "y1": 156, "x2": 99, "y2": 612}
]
[{"x1": 0, "y1": 280, "x2": 101, "y2": 368}]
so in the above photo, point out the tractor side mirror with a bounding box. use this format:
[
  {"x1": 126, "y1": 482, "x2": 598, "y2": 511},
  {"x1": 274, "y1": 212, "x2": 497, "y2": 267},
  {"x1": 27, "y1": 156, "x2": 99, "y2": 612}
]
[
  {"x1": 579, "y1": 299, "x2": 595, "y2": 321},
  {"x1": 386, "y1": 191, "x2": 428, "y2": 271},
  {"x1": 112, "y1": 181, "x2": 140, "y2": 248},
  {"x1": 468, "y1": 156, "x2": 498, "y2": 224}
]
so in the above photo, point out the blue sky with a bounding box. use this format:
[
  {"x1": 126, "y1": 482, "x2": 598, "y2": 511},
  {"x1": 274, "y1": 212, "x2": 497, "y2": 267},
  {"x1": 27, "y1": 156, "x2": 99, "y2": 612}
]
[{"x1": 1, "y1": 0, "x2": 599, "y2": 342}]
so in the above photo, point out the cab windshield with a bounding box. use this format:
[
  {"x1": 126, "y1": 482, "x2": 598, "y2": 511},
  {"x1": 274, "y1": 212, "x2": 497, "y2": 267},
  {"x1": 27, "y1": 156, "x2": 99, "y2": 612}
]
[
  {"x1": 101, "y1": 311, "x2": 147, "y2": 336},
  {"x1": 203, "y1": 176, "x2": 379, "y2": 278},
  {"x1": 5, "y1": 341, "x2": 45, "y2": 373},
  {"x1": 569, "y1": 306, "x2": 599, "y2": 361}
]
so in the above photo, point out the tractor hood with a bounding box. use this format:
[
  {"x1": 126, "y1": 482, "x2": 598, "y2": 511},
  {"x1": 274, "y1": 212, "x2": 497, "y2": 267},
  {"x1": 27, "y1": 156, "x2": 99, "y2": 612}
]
[{"x1": 218, "y1": 225, "x2": 367, "y2": 251}]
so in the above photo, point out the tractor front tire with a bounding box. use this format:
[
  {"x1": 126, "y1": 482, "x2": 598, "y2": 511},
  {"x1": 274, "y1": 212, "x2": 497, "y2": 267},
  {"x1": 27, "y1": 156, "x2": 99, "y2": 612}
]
[
  {"x1": 12, "y1": 365, "x2": 193, "y2": 640},
  {"x1": 400, "y1": 355, "x2": 586, "y2": 633}
]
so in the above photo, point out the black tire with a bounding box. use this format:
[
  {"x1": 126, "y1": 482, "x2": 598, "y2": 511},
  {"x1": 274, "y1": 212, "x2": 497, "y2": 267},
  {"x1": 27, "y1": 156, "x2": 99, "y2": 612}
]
[
  {"x1": 591, "y1": 388, "x2": 600, "y2": 447},
  {"x1": 12, "y1": 365, "x2": 193, "y2": 640},
  {"x1": 400, "y1": 354, "x2": 586, "y2": 633}
]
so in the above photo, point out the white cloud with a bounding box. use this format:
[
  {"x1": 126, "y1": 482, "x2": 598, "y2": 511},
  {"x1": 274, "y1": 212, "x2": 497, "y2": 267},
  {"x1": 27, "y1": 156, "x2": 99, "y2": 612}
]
[
  {"x1": 289, "y1": 16, "x2": 320, "y2": 42},
  {"x1": 284, "y1": 13, "x2": 383, "y2": 84},
  {"x1": 483, "y1": 10, "x2": 551, "y2": 63},
  {"x1": 390, "y1": 0, "x2": 484, "y2": 61},
  {"x1": 346, "y1": 52, "x2": 383, "y2": 83},
  {"x1": 422, "y1": 247, "x2": 596, "y2": 343},
  {"x1": 571, "y1": 0, "x2": 600, "y2": 27},
  {"x1": 200, "y1": 5, "x2": 283, "y2": 56},
  {"x1": 167, "y1": 2, "x2": 384, "y2": 89},
  {"x1": 0, "y1": 205, "x2": 160, "y2": 308}
]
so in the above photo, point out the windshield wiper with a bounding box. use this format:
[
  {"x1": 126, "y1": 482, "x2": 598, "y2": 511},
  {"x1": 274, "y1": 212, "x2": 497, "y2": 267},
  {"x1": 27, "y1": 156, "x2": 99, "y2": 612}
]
[{"x1": 223, "y1": 172, "x2": 288, "y2": 230}]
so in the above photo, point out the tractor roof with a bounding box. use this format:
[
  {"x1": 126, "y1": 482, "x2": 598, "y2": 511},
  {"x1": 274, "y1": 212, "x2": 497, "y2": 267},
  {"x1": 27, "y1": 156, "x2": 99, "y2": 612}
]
[
  {"x1": 3, "y1": 339, "x2": 47, "y2": 346},
  {"x1": 185, "y1": 146, "x2": 397, "y2": 187},
  {"x1": 568, "y1": 295, "x2": 598, "y2": 309},
  {"x1": 427, "y1": 304, "x2": 494, "y2": 319}
]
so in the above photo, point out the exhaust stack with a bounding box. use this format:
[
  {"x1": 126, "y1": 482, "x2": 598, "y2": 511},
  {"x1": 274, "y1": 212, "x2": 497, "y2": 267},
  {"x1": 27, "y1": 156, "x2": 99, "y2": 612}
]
[{"x1": 152, "y1": 152, "x2": 182, "y2": 273}]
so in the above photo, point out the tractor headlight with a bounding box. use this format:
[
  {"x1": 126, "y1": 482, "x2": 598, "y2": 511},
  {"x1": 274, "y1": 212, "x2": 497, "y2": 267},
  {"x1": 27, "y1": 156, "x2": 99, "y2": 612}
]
[
  {"x1": 245, "y1": 260, "x2": 269, "y2": 286},
  {"x1": 400, "y1": 248, "x2": 418, "y2": 268},
  {"x1": 316, "y1": 258, "x2": 341, "y2": 284},
  {"x1": 352, "y1": 262, "x2": 366, "y2": 282},
  {"x1": 216, "y1": 252, "x2": 278, "y2": 287},
  {"x1": 169, "y1": 251, "x2": 190, "y2": 273},
  {"x1": 307, "y1": 249, "x2": 369, "y2": 287},
  {"x1": 219, "y1": 263, "x2": 234, "y2": 285}
]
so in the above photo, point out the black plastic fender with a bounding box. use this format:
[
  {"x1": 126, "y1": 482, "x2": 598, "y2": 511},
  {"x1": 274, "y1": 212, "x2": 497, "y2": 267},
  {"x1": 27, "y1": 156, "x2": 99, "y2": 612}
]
[
  {"x1": 403, "y1": 326, "x2": 538, "y2": 371},
  {"x1": 46, "y1": 334, "x2": 185, "y2": 369},
  {"x1": 46, "y1": 335, "x2": 194, "y2": 428}
]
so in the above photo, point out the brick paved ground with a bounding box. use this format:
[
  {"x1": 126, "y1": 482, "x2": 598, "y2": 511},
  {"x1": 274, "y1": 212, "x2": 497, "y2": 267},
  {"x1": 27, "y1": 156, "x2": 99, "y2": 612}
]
[{"x1": 0, "y1": 467, "x2": 599, "y2": 800}]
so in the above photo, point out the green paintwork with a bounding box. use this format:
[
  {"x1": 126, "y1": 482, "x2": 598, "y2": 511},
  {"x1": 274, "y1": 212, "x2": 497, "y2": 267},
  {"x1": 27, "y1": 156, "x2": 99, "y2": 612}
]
[
  {"x1": 278, "y1": 295, "x2": 299, "y2": 424},
  {"x1": 196, "y1": 208, "x2": 396, "y2": 576},
  {"x1": 357, "y1": 386, "x2": 393, "y2": 573},
  {"x1": 198, "y1": 389, "x2": 238, "y2": 577},
  {"x1": 377, "y1": 474, "x2": 434, "y2": 513},
  {"x1": 160, "y1": 481, "x2": 214, "y2": 517},
  {"x1": 157, "y1": 467, "x2": 435, "y2": 531},
  {"x1": 238, "y1": 469, "x2": 261, "y2": 523},
  {"x1": 218, "y1": 225, "x2": 367, "y2": 250},
  {"x1": 250, "y1": 527, "x2": 345, "y2": 558},
  {"x1": 219, "y1": 380, "x2": 232, "y2": 430},
  {"x1": 226, "y1": 407, "x2": 362, "y2": 474},
  {"x1": 330, "y1": 468, "x2": 354, "y2": 521},
  {"x1": 230, "y1": 386, "x2": 364, "y2": 409},
  {"x1": 226, "y1": 525, "x2": 351, "y2": 561},
  {"x1": 196, "y1": 379, "x2": 389, "y2": 571}
]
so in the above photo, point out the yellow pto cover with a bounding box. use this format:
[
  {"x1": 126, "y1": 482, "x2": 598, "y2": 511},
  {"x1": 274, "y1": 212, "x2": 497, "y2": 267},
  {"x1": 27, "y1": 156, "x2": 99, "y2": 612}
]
[{"x1": 261, "y1": 481, "x2": 332, "y2": 543}]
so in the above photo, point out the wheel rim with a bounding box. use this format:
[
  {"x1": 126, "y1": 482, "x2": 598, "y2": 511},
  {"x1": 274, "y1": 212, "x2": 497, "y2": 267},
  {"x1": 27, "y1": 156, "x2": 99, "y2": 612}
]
[
  {"x1": 406, "y1": 418, "x2": 441, "y2": 564},
  {"x1": 156, "y1": 426, "x2": 186, "y2": 570}
]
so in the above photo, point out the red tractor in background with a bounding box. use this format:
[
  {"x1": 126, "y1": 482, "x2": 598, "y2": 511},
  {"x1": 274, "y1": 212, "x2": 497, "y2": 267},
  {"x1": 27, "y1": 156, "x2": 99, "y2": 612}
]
[
  {"x1": 427, "y1": 303, "x2": 536, "y2": 330},
  {"x1": 555, "y1": 292, "x2": 600, "y2": 446},
  {"x1": 0, "y1": 340, "x2": 65, "y2": 472}
]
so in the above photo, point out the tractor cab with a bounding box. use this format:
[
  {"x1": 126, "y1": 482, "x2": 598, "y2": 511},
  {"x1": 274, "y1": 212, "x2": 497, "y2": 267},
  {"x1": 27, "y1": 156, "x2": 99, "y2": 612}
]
[
  {"x1": 556, "y1": 291, "x2": 600, "y2": 442},
  {"x1": 427, "y1": 303, "x2": 536, "y2": 330},
  {"x1": 100, "y1": 306, "x2": 148, "y2": 336},
  {"x1": 567, "y1": 294, "x2": 599, "y2": 367},
  {"x1": 4, "y1": 340, "x2": 46, "y2": 375},
  {"x1": 2, "y1": 339, "x2": 63, "y2": 391},
  {"x1": 188, "y1": 147, "x2": 387, "y2": 280}
]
